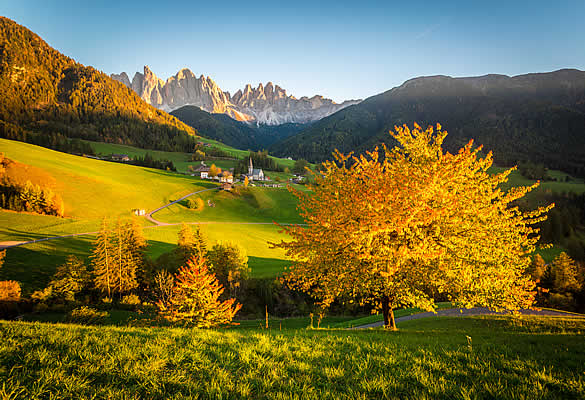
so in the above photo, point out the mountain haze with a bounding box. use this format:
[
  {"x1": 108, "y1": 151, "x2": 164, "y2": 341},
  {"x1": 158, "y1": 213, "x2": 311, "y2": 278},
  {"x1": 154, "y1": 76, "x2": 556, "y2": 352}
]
[
  {"x1": 112, "y1": 66, "x2": 360, "y2": 125},
  {"x1": 272, "y1": 69, "x2": 585, "y2": 176}
]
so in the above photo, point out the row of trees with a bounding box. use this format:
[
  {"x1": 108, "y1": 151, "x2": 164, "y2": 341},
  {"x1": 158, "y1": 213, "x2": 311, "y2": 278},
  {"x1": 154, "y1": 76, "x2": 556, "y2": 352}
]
[
  {"x1": 26, "y1": 221, "x2": 244, "y2": 327},
  {"x1": 131, "y1": 153, "x2": 176, "y2": 172}
]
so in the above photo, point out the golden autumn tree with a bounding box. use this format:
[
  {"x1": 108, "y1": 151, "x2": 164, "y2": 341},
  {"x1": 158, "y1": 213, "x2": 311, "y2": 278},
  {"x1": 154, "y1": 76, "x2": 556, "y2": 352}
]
[
  {"x1": 274, "y1": 123, "x2": 552, "y2": 329},
  {"x1": 157, "y1": 256, "x2": 242, "y2": 328}
]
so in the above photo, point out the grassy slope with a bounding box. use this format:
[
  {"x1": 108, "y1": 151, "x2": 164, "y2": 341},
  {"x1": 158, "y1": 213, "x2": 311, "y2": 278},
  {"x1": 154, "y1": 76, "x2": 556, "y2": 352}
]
[
  {"x1": 154, "y1": 187, "x2": 303, "y2": 224},
  {"x1": 0, "y1": 316, "x2": 583, "y2": 399},
  {"x1": 1, "y1": 138, "x2": 209, "y2": 220},
  {"x1": 0, "y1": 139, "x2": 297, "y2": 290}
]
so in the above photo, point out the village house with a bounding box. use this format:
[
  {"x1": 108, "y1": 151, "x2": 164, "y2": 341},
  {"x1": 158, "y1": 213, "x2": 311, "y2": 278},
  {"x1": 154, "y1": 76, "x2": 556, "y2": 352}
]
[
  {"x1": 192, "y1": 161, "x2": 211, "y2": 179},
  {"x1": 111, "y1": 154, "x2": 130, "y2": 162},
  {"x1": 219, "y1": 173, "x2": 234, "y2": 184}
]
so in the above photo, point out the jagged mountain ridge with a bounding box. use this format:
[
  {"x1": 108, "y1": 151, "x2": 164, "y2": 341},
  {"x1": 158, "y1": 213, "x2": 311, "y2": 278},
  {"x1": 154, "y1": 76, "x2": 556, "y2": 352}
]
[{"x1": 112, "y1": 66, "x2": 360, "y2": 125}]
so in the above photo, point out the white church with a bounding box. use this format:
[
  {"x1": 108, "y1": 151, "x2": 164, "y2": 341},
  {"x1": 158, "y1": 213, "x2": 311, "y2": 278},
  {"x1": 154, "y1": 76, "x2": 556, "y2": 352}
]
[{"x1": 244, "y1": 157, "x2": 265, "y2": 181}]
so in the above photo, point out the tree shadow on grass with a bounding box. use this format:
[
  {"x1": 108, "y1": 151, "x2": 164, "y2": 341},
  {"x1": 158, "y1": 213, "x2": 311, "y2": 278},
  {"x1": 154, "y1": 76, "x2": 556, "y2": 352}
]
[
  {"x1": 0, "y1": 235, "x2": 94, "y2": 293},
  {"x1": 247, "y1": 256, "x2": 290, "y2": 278}
]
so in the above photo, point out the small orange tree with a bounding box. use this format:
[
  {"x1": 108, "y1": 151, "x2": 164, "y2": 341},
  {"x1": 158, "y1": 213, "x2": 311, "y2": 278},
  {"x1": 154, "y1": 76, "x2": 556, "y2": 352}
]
[
  {"x1": 274, "y1": 123, "x2": 552, "y2": 329},
  {"x1": 157, "y1": 257, "x2": 242, "y2": 327}
]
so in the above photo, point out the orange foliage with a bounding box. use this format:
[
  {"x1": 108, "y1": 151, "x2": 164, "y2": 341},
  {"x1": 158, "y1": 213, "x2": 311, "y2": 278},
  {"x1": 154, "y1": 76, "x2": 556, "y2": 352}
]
[
  {"x1": 157, "y1": 257, "x2": 242, "y2": 327},
  {"x1": 274, "y1": 123, "x2": 552, "y2": 328},
  {"x1": 0, "y1": 280, "x2": 21, "y2": 301}
]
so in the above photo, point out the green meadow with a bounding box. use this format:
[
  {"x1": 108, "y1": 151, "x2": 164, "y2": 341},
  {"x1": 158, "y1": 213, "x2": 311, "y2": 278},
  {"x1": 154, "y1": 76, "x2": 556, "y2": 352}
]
[
  {"x1": 0, "y1": 139, "x2": 299, "y2": 291},
  {"x1": 0, "y1": 315, "x2": 583, "y2": 399},
  {"x1": 87, "y1": 137, "x2": 298, "y2": 173}
]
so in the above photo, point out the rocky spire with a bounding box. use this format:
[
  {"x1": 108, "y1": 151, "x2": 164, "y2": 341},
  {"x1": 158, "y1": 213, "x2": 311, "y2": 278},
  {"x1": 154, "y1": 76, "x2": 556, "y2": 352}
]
[{"x1": 111, "y1": 66, "x2": 361, "y2": 124}]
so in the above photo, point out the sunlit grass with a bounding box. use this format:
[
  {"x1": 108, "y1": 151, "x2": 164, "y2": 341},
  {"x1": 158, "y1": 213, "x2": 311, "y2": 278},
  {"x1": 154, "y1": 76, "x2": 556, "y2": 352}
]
[{"x1": 0, "y1": 316, "x2": 583, "y2": 399}]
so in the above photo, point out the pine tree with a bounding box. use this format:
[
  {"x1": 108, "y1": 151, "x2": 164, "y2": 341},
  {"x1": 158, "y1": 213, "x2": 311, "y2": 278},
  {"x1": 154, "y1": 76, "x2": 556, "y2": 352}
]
[
  {"x1": 112, "y1": 218, "x2": 138, "y2": 297},
  {"x1": 91, "y1": 218, "x2": 114, "y2": 297},
  {"x1": 176, "y1": 224, "x2": 206, "y2": 265},
  {"x1": 549, "y1": 252, "x2": 580, "y2": 293},
  {"x1": 125, "y1": 217, "x2": 149, "y2": 290},
  {"x1": 157, "y1": 256, "x2": 242, "y2": 327}
]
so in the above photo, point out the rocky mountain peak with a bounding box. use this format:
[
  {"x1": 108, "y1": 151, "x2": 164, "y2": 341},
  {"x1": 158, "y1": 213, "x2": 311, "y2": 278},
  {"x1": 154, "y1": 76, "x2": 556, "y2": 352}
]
[
  {"x1": 111, "y1": 66, "x2": 361, "y2": 124},
  {"x1": 111, "y1": 72, "x2": 130, "y2": 88}
]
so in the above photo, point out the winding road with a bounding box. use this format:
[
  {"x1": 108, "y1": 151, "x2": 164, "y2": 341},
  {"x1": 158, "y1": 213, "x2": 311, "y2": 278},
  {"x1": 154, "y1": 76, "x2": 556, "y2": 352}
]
[{"x1": 0, "y1": 186, "x2": 300, "y2": 250}]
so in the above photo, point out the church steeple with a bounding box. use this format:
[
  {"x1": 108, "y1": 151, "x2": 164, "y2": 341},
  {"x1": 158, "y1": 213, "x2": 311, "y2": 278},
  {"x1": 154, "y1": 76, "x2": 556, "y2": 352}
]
[{"x1": 248, "y1": 157, "x2": 253, "y2": 175}]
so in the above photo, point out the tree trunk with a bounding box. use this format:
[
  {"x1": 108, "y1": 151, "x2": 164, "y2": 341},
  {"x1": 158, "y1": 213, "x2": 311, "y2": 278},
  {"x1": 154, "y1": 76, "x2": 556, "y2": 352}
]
[{"x1": 382, "y1": 295, "x2": 397, "y2": 330}]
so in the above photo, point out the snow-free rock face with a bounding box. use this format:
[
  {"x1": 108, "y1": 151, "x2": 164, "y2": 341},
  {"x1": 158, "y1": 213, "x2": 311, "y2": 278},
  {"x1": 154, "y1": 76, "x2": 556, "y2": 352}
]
[
  {"x1": 111, "y1": 66, "x2": 360, "y2": 125},
  {"x1": 110, "y1": 72, "x2": 130, "y2": 88}
]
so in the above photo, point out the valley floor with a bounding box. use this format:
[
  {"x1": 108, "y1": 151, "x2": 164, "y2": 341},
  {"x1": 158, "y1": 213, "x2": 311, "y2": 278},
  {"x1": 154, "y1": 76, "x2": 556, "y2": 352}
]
[{"x1": 0, "y1": 315, "x2": 583, "y2": 399}]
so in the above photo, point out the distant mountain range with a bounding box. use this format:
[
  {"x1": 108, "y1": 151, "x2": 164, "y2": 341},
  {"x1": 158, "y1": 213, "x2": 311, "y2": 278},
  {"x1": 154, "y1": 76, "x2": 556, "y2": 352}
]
[
  {"x1": 111, "y1": 67, "x2": 360, "y2": 125},
  {"x1": 271, "y1": 69, "x2": 585, "y2": 177}
]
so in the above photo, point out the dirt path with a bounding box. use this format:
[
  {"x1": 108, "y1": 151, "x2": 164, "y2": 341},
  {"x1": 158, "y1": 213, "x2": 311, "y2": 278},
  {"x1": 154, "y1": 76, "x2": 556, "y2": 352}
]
[
  {"x1": 0, "y1": 186, "x2": 303, "y2": 249},
  {"x1": 145, "y1": 187, "x2": 219, "y2": 226},
  {"x1": 354, "y1": 307, "x2": 585, "y2": 329}
]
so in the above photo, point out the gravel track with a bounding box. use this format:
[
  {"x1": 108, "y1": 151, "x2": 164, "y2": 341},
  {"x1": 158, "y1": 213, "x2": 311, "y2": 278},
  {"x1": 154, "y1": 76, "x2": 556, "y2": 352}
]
[{"x1": 354, "y1": 307, "x2": 585, "y2": 329}]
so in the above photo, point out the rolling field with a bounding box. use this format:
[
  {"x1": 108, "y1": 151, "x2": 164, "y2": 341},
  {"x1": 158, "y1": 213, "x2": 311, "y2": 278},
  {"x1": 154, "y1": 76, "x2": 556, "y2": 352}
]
[
  {"x1": 0, "y1": 139, "x2": 211, "y2": 220},
  {"x1": 0, "y1": 316, "x2": 583, "y2": 399},
  {"x1": 87, "y1": 137, "x2": 299, "y2": 173},
  {"x1": 0, "y1": 139, "x2": 300, "y2": 290},
  {"x1": 154, "y1": 187, "x2": 303, "y2": 224}
]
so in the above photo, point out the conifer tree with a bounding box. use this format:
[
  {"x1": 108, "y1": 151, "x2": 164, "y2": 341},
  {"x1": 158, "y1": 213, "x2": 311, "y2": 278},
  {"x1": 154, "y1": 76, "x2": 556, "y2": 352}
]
[
  {"x1": 112, "y1": 218, "x2": 138, "y2": 297},
  {"x1": 91, "y1": 218, "x2": 114, "y2": 297},
  {"x1": 176, "y1": 224, "x2": 206, "y2": 265},
  {"x1": 124, "y1": 218, "x2": 148, "y2": 288},
  {"x1": 549, "y1": 252, "x2": 580, "y2": 292},
  {"x1": 157, "y1": 256, "x2": 242, "y2": 327}
]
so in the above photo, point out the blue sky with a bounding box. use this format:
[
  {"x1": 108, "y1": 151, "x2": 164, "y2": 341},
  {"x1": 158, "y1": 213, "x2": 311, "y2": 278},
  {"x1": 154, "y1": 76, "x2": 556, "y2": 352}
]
[{"x1": 2, "y1": 0, "x2": 584, "y2": 102}]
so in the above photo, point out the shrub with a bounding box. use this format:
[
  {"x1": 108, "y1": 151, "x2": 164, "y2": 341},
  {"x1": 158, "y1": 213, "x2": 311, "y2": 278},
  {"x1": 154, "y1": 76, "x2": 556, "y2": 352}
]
[
  {"x1": 187, "y1": 197, "x2": 204, "y2": 211},
  {"x1": 31, "y1": 286, "x2": 54, "y2": 302},
  {"x1": 0, "y1": 280, "x2": 21, "y2": 301},
  {"x1": 67, "y1": 306, "x2": 109, "y2": 325},
  {"x1": 120, "y1": 294, "x2": 141, "y2": 310}
]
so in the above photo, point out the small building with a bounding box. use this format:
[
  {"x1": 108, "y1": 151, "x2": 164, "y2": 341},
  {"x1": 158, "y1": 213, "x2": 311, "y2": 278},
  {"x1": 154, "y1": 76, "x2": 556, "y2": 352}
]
[
  {"x1": 112, "y1": 154, "x2": 130, "y2": 162},
  {"x1": 219, "y1": 174, "x2": 234, "y2": 184},
  {"x1": 221, "y1": 182, "x2": 233, "y2": 191},
  {"x1": 133, "y1": 209, "x2": 146, "y2": 216},
  {"x1": 192, "y1": 161, "x2": 211, "y2": 179}
]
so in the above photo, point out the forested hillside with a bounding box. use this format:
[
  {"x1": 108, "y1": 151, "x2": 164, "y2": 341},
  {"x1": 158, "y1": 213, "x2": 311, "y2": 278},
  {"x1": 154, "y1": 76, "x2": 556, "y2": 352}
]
[
  {"x1": 0, "y1": 17, "x2": 198, "y2": 152},
  {"x1": 272, "y1": 70, "x2": 585, "y2": 177},
  {"x1": 171, "y1": 105, "x2": 306, "y2": 150}
]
